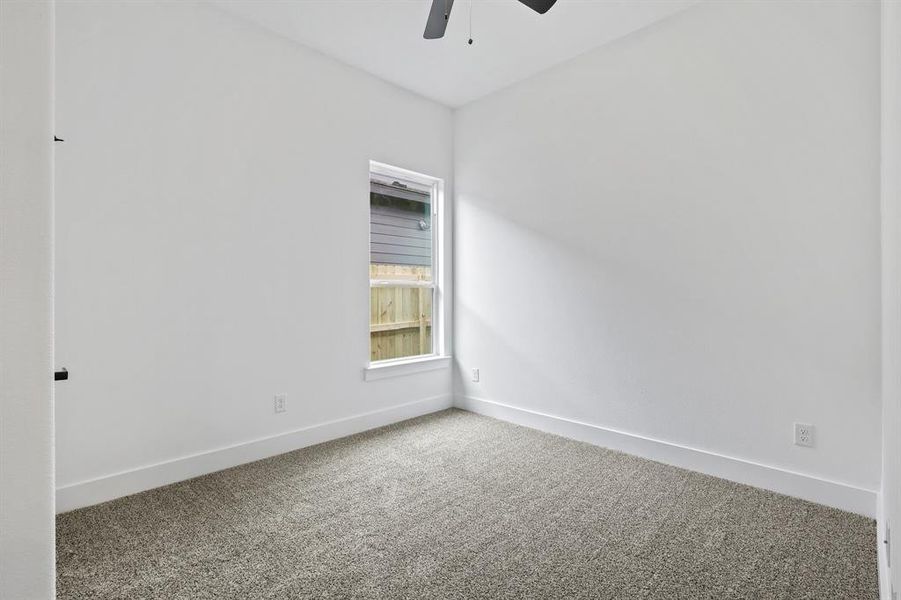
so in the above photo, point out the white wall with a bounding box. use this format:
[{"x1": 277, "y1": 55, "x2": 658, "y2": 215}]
[
  {"x1": 0, "y1": 0, "x2": 56, "y2": 596},
  {"x1": 881, "y1": 0, "x2": 901, "y2": 595},
  {"x1": 55, "y1": 1, "x2": 453, "y2": 509},
  {"x1": 455, "y1": 0, "x2": 881, "y2": 513}
]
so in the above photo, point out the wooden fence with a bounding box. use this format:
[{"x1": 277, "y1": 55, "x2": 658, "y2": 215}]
[{"x1": 370, "y1": 264, "x2": 432, "y2": 362}]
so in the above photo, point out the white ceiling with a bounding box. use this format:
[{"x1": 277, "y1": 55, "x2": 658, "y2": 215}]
[{"x1": 212, "y1": 0, "x2": 699, "y2": 108}]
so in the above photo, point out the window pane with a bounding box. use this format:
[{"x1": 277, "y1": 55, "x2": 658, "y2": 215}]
[
  {"x1": 370, "y1": 185, "x2": 431, "y2": 269},
  {"x1": 369, "y1": 172, "x2": 436, "y2": 363},
  {"x1": 370, "y1": 285, "x2": 433, "y2": 361}
]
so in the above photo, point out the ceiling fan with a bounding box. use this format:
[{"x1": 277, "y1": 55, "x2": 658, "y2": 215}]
[{"x1": 424, "y1": 0, "x2": 558, "y2": 40}]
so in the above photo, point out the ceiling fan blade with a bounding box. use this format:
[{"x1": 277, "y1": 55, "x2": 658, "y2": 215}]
[
  {"x1": 424, "y1": 0, "x2": 455, "y2": 39},
  {"x1": 517, "y1": 0, "x2": 557, "y2": 14}
]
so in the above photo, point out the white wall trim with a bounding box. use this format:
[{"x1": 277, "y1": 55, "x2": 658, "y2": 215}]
[
  {"x1": 364, "y1": 355, "x2": 451, "y2": 381},
  {"x1": 456, "y1": 395, "x2": 877, "y2": 518},
  {"x1": 58, "y1": 391, "x2": 876, "y2": 519},
  {"x1": 878, "y1": 491, "x2": 893, "y2": 600},
  {"x1": 0, "y1": 0, "x2": 56, "y2": 596},
  {"x1": 57, "y1": 394, "x2": 452, "y2": 513}
]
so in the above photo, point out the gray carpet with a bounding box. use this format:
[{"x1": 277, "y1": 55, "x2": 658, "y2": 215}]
[{"x1": 57, "y1": 409, "x2": 878, "y2": 599}]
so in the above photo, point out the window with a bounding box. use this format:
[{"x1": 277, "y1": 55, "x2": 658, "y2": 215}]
[{"x1": 368, "y1": 162, "x2": 444, "y2": 368}]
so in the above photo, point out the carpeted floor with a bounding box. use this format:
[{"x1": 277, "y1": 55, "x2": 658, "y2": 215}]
[{"x1": 57, "y1": 409, "x2": 878, "y2": 599}]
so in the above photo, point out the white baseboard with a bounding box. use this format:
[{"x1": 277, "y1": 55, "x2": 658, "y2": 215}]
[
  {"x1": 56, "y1": 394, "x2": 453, "y2": 513},
  {"x1": 456, "y1": 395, "x2": 877, "y2": 518},
  {"x1": 878, "y1": 492, "x2": 893, "y2": 600}
]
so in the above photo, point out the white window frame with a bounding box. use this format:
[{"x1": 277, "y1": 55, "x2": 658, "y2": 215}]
[{"x1": 364, "y1": 161, "x2": 449, "y2": 381}]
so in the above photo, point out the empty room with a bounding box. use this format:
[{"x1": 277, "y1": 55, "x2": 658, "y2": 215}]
[{"x1": 2, "y1": 0, "x2": 901, "y2": 598}]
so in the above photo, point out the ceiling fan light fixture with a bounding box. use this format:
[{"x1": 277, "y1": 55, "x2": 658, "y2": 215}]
[{"x1": 423, "y1": 0, "x2": 557, "y2": 40}]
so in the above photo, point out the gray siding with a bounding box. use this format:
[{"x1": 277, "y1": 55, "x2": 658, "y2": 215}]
[{"x1": 370, "y1": 204, "x2": 431, "y2": 266}]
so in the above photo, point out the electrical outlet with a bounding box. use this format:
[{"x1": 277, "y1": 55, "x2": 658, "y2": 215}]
[
  {"x1": 471, "y1": 368, "x2": 480, "y2": 383},
  {"x1": 794, "y1": 423, "x2": 814, "y2": 447},
  {"x1": 274, "y1": 393, "x2": 287, "y2": 414}
]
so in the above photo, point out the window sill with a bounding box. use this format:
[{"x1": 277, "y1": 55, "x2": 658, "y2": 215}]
[{"x1": 363, "y1": 355, "x2": 451, "y2": 382}]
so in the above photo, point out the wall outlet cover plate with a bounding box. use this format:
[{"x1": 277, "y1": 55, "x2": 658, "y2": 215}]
[{"x1": 794, "y1": 422, "x2": 814, "y2": 447}]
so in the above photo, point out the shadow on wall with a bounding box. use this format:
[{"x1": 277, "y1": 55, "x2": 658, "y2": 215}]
[
  {"x1": 454, "y1": 195, "x2": 879, "y2": 488},
  {"x1": 454, "y1": 199, "x2": 757, "y2": 441}
]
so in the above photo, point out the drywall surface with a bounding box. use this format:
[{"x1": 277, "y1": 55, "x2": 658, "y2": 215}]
[
  {"x1": 881, "y1": 0, "x2": 901, "y2": 595},
  {"x1": 55, "y1": 1, "x2": 453, "y2": 496},
  {"x1": 455, "y1": 0, "x2": 881, "y2": 496},
  {"x1": 0, "y1": 0, "x2": 56, "y2": 596}
]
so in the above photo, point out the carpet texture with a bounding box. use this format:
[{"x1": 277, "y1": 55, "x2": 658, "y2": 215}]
[{"x1": 57, "y1": 409, "x2": 878, "y2": 599}]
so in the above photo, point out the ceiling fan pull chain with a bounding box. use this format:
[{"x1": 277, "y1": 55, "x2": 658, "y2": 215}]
[{"x1": 468, "y1": 0, "x2": 473, "y2": 45}]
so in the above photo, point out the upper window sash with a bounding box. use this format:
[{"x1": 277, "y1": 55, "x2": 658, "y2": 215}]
[{"x1": 370, "y1": 174, "x2": 432, "y2": 195}]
